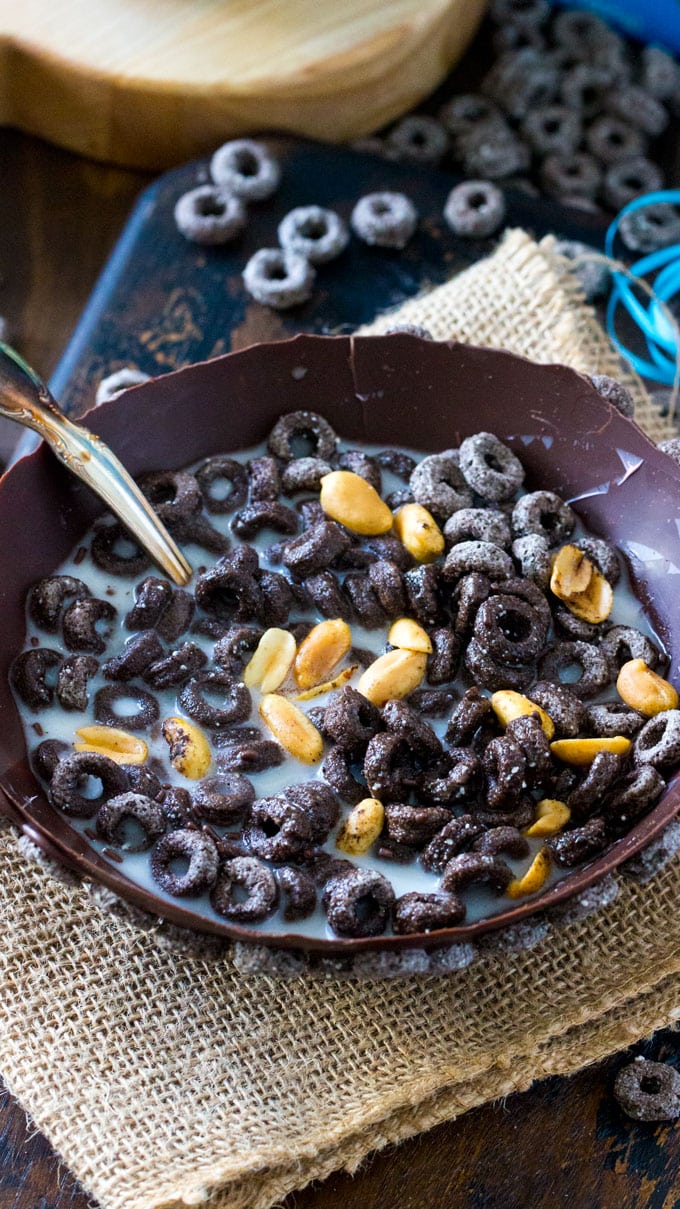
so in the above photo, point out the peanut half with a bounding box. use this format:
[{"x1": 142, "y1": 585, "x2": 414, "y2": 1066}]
[
  {"x1": 244, "y1": 627, "x2": 297, "y2": 694},
  {"x1": 161, "y1": 716, "x2": 212, "y2": 779},
  {"x1": 491, "y1": 690, "x2": 555, "y2": 739},
  {"x1": 549, "y1": 543, "x2": 613, "y2": 625},
  {"x1": 294, "y1": 618, "x2": 352, "y2": 689},
  {"x1": 393, "y1": 503, "x2": 445, "y2": 563},
  {"x1": 259, "y1": 694, "x2": 324, "y2": 764},
  {"x1": 357, "y1": 649, "x2": 427, "y2": 707},
  {"x1": 388, "y1": 617, "x2": 433, "y2": 654},
  {"x1": 336, "y1": 798, "x2": 385, "y2": 855},
  {"x1": 617, "y1": 658, "x2": 679, "y2": 717},
  {"x1": 74, "y1": 725, "x2": 148, "y2": 766},
  {"x1": 525, "y1": 799, "x2": 571, "y2": 838},
  {"x1": 294, "y1": 664, "x2": 357, "y2": 702},
  {"x1": 550, "y1": 735, "x2": 631, "y2": 765},
  {"x1": 506, "y1": 847, "x2": 551, "y2": 899},
  {"x1": 319, "y1": 470, "x2": 393, "y2": 535}
]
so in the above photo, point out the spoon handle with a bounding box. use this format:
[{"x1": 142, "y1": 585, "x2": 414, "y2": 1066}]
[{"x1": 0, "y1": 343, "x2": 192, "y2": 586}]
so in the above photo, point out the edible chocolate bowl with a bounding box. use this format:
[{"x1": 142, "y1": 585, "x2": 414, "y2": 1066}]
[{"x1": 2, "y1": 333, "x2": 680, "y2": 954}]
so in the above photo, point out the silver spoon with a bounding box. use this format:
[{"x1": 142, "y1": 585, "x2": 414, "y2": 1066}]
[{"x1": 0, "y1": 343, "x2": 192, "y2": 586}]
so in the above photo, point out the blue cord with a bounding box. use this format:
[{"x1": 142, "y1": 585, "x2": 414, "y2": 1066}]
[{"x1": 605, "y1": 190, "x2": 680, "y2": 385}]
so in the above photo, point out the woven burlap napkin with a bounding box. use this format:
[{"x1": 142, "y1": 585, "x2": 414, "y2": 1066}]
[{"x1": 1, "y1": 229, "x2": 678, "y2": 1209}]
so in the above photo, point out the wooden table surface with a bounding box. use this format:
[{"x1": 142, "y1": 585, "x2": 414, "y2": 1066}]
[{"x1": 1, "y1": 127, "x2": 679, "y2": 1209}]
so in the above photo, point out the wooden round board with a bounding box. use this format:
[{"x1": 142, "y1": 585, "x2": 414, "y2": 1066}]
[{"x1": 0, "y1": 0, "x2": 486, "y2": 169}]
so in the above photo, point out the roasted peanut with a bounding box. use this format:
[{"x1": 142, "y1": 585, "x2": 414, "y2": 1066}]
[
  {"x1": 294, "y1": 664, "x2": 357, "y2": 702},
  {"x1": 357, "y1": 649, "x2": 427, "y2": 707},
  {"x1": 336, "y1": 797, "x2": 385, "y2": 855},
  {"x1": 393, "y1": 503, "x2": 445, "y2": 563},
  {"x1": 550, "y1": 544, "x2": 613, "y2": 624},
  {"x1": 550, "y1": 735, "x2": 631, "y2": 765},
  {"x1": 491, "y1": 690, "x2": 555, "y2": 739},
  {"x1": 259, "y1": 694, "x2": 324, "y2": 764},
  {"x1": 506, "y1": 847, "x2": 551, "y2": 898},
  {"x1": 617, "y1": 658, "x2": 679, "y2": 717},
  {"x1": 388, "y1": 617, "x2": 433, "y2": 654},
  {"x1": 294, "y1": 618, "x2": 352, "y2": 689},
  {"x1": 161, "y1": 716, "x2": 212, "y2": 779},
  {"x1": 244, "y1": 627, "x2": 297, "y2": 694},
  {"x1": 525, "y1": 799, "x2": 571, "y2": 838},
  {"x1": 319, "y1": 470, "x2": 393, "y2": 535},
  {"x1": 74, "y1": 725, "x2": 148, "y2": 766}
]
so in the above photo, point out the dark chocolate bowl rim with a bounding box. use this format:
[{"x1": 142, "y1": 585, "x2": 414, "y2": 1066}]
[{"x1": 2, "y1": 333, "x2": 680, "y2": 954}]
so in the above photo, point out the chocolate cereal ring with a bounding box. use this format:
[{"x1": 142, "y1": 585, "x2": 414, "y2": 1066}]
[
  {"x1": 452, "y1": 573, "x2": 491, "y2": 637},
  {"x1": 404, "y1": 565, "x2": 443, "y2": 627},
  {"x1": 393, "y1": 890, "x2": 465, "y2": 934},
  {"x1": 343, "y1": 574, "x2": 387, "y2": 629},
  {"x1": 157, "y1": 785, "x2": 194, "y2": 831},
  {"x1": 549, "y1": 817, "x2": 607, "y2": 867},
  {"x1": 324, "y1": 686, "x2": 382, "y2": 753},
  {"x1": 482, "y1": 735, "x2": 526, "y2": 811},
  {"x1": 282, "y1": 522, "x2": 350, "y2": 578},
  {"x1": 444, "y1": 507, "x2": 512, "y2": 548},
  {"x1": 284, "y1": 783, "x2": 340, "y2": 844},
  {"x1": 383, "y1": 804, "x2": 451, "y2": 849},
  {"x1": 382, "y1": 699, "x2": 442, "y2": 760},
  {"x1": 210, "y1": 139, "x2": 280, "y2": 201},
  {"x1": 511, "y1": 535, "x2": 552, "y2": 589},
  {"x1": 94, "y1": 684, "x2": 160, "y2": 731},
  {"x1": 444, "y1": 180, "x2": 506, "y2": 239},
  {"x1": 122, "y1": 764, "x2": 163, "y2": 800},
  {"x1": 445, "y1": 541, "x2": 515, "y2": 584},
  {"x1": 614, "y1": 1058, "x2": 680, "y2": 1122},
  {"x1": 50, "y1": 752, "x2": 127, "y2": 818},
  {"x1": 90, "y1": 523, "x2": 150, "y2": 576},
  {"x1": 195, "y1": 548, "x2": 261, "y2": 622},
  {"x1": 586, "y1": 116, "x2": 645, "y2": 165},
  {"x1": 156, "y1": 590, "x2": 195, "y2": 643},
  {"x1": 634, "y1": 710, "x2": 680, "y2": 771},
  {"x1": 567, "y1": 751, "x2": 624, "y2": 821},
  {"x1": 511, "y1": 491, "x2": 575, "y2": 545},
  {"x1": 603, "y1": 158, "x2": 664, "y2": 212},
  {"x1": 575, "y1": 535, "x2": 622, "y2": 585},
  {"x1": 56, "y1": 654, "x2": 99, "y2": 711},
  {"x1": 367, "y1": 560, "x2": 408, "y2": 618},
  {"x1": 179, "y1": 671, "x2": 251, "y2": 730},
  {"x1": 427, "y1": 627, "x2": 460, "y2": 685},
  {"x1": 278, "y1": 205, "x2": 349, "y2": 264},
  {"x1": 124, "y1": 576, "x2": 173, "y2": 632},
  {"x1": 521, "y1": 104, "x2": 581, "y2": 157},
  {"x1": 302, "y1": 572, "x2": 353, "y2": 621},
  {"x1": 589, "y1": 375, "x2": 635, "y2": 420},
  {"x1": 268, "y1": 410, "x2": 338, "y2": 462},
  {"x1": 216, "y1": 737, "x2": 283, "y2": 774},
  {"x1": 364, "y1": 733, "x2": 416, "y2": 801},
  {"x1": 473, "y1": 594, "x2": 547, "y2": 663},
  {"x1": 103, "y1": 632, "x2": 164, "y2": 681},
  {"x1": 281, "y1": 457, "x2": 332, "y2": 494},
  {"x1": 585, "y1": 702, "x2": 645, "y2": 738},
  {"x1": 151, "y1": 828, "x2": 219, "y2": 896},
  {"x1": 530, "y1": 680, "x2": 585, "y2": 738},
  {"x1": 506, "y1": 713, "x2": 553, "y2": 789},
  {"x1": 538, "y1": 640, "x2": 610, "y2": 699},
  {"x1": 441, "y1": 853, "x2": 513, "y2": 894},
  {"x1": 387, "y1": 115, "x2": 449, "y2": 165},
  {"x1": 376, "y1": 449, "x2": 417, "y2": 480},
  {"x1": 174, "y1": 185, "x2": 247, "y2": 246},
  {"x1": 350, "y1": 191, "x2": 417, "y2": 249},
  {"x1": 465, "y1": 637, "x2": 535, "y2": 692},
  {"x1": 410, "y1": 451, "x2": 473, "y2": 521},
  {"x1": 195, "y1": 455, "x2": 248, "y2": 514},
  {"x1": 541, "y1": 152, "x2": 601, "y2": 202},
  {"x1": 322, "y1": 868, "x2": 395, "y2": 938},
  {"x1": 458, "y1": 432, "x2": 524, "y2": 502},
  {"x1": 96, "y1": 792, "x2": 166, "y2": 852},
  {"x1": 143, "y1": 642, "x2": 208, "y2": 690},
  {"x1": 609, "y1": 766, "x2": 665, "y2": 829},
  {"x1": 28, "y1": 575, "x2": 90, "y2": 632},
  {"x1": 420, "y1": 814, "x2": 485, "y2": 873},
  {"x1": 211, "y1": 856, "x2": 278, "y2": 923},
  {"x1": 62, "y1": 598, "x2": 117, "y2": 655},
  {"x1": 445, "y1": 687, "x2": 493, "y2": 745},
  {"x1": 232, "y1": 500, "x2": 299, "y2": 538},
  {"x1": 600, "y1": 626, "x2": 661, "y2": 674},
  {"x1": 32, "y1": 739, "x2": 69, "y2": 780},
  {"x1": 421, "y1": 747, "x2": 481, "y2": 805},
  {"x1": 475, "y1": 826, "x2": 530, "y2": 859},
  {"x1": 192, "y1": 773, "x2": 255, "y2": 825},
  {"x1": 244, "y1": 795, "x2": 314, "y2": 863},
  {"x1": 11, "y1": 648, "x2": 61, "y2": 709},
  {"x1": 322, "y1": 745, "x2": 366, "y2": 805},
  {"x1": 619, "y1": 204, "x2": 680, "y2": 255},
  {"x1": 243, "y1": 248, "x2": 315, "y2": 310},
  {"x1": 277, "y1": 866, "x2": 316, "y2": 922}
]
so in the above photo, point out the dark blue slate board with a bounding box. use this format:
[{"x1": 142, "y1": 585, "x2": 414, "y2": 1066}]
[{"x1": 48, "y1": 134, "x2": 608, "y2": 420}]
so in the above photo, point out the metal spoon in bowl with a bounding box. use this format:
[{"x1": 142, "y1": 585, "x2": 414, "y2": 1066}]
[{"x1": 0, "y1": 343, "x2": 192, "y2": 586}]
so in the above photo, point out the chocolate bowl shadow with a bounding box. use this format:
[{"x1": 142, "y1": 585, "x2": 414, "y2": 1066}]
[{"x1": 1, "y1": 333, "x2": 679, "y2": 954}]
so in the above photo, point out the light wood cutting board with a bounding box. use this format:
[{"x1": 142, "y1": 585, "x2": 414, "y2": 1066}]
[{"x1": 0, "y1": 0, "x2": 486, "y2": 169}]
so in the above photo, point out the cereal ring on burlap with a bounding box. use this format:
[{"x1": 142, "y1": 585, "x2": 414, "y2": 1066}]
[
  {"x1": 124, "y1": 576, "x2": 172, "y2": 632},
  {"x1": 302, "y1": 571, "x2": 353, "y2": 621},
  {"x1": 473, "y1": 594, "x2": 547, "y2": 663},
  {"x1": 482, "y1": 735, "x2": 526, "y2": 811},
  {"x1": 376, "y1": 449, "x2": 417, "y2": 480},
  {"x1": 28, "y1": 575, "x2": 90, "y2": 632},
  {"x1": 211, "y1": 856, "x2": 278, "y2": 922},
  {"x1": 174, "y1": 185, "x2": 247, "y2": 246},
  {"x1": 383, "y1": 804, "x2": 452, "y2": 849},
  {"x1": 465, "y1": 638, "x2": 535, "y2": 692},
  {"x1": 278, "y1": 205, "x2": 349, "y2": 264},
  {"x1": 538, "y1": 640, "x2": 610, "y2": 699},
  {"x1": 268, "y1": 411, "x2": 338, "y2": 462},
  {"x1": 96, "y1": 792, "x2": 166, "y2": 852},
  {"x1": 321, "y1": 746, "x2": 366, "y2": 805},
  {"x1": 103, "y1": 632, "x2": 164, "y2": 681},
  {"x1": 511, "y1": 491, "x2": 575, "y2": 545},
  {"x1": 63, "y1": 598, "x2": 117, "y2": 654},
  {"x1": 244, "y1": 796, "x2": 314, "y2": 863},
  {"x1": 382, "y1": 699, "x2": 442, "y2": 760},
  {"x1": 427, "y1": 627, "x2": 460, "y2": 685},
  {"x1": 364, "y1": 733, "x2": 417, "y2": 802},
  {"x1": 444, "y1": 508, "x2": 511, "y2": 549},
  {"x1": 90, "y1": 524, "x2": 150, "y2": 576},
  {"x1": 368, "y1": 560, "x2": 409, "y2": 618},
  {"x1": 277, "y1": 866, "x2": 316, "y2": 922},
  {"x1": 421, "y1": 747, "x2": 481, "y2": 805},
  {"x1": 195, "y1": 455, "x2": 248, "y2": 513},
  {"x1": 50, "y1": 752, "x2": 127, "y2": 818},
  {"x1": 445, "y1": 687, "x2": 493, "y2": 745},
  {"x1": 281, "y1": 457, "x2": 332, "y2": 494},
  {"x1": 393, "y1": 890, "x2": 465, "y2": 934},
  {"x1": 634, "y1": 710, "x2": 680, "y2": 770},
  {"x1": 410, "y1": 451, "x2": 473, "y2": 520},
  {"x1": 192, "y1": 774, "x2": 255, "y2": 825},
  {"x1": 614, "y1": 1058, "x2": 680, "y2": 1122},
  {"x1": 282, "y1": 522, "x2": 350, "y2": 578},
  {"x1": 195, "y1": 549, "x2": 262, "y2": 622},
  {"x1": 600, "y1": 626, "x2": 661, "y2": 674},
  {"x1": 444, "y1": 180, "x2": 506, "y2": 239},
  {"x1": 210, "y1": 139, "x2": 280, "y2": 200},
  {"x1": 404, "y1": 565, "x2": 443, "y2": 627},
  {"x1": 531, "y1": 680, "x2": 585, "y2": 737},
  {"x1": 151, "y1": 829, "x2": 219, "y2": 896},
  {"x1": 420, "y1": 814, "x2": 485, "y2": 874},
  {"x1": 350, "y1": 192, "x2": 417, "y2": 249},
  {"x1": 322, "y1": 868, "x2": 395, "y2": 938},
  {"x1": 243, "y1": 248, "x2": 315, "y2": 310},
  {"x1": 32, "y1": 739, "x2": 69, "y2": 780},
  {"x1": 567, "y1": 751, "x2": 624, "y2": 821},
  {"x1": 512, "y1": 535, "x2": 552, "y2": 589},
  {"x1": 441, "y1": 853, "x2": 513, "y2": 894},
  {"x1": 549, "y1": 817, "x2": 607, "y2": 867},
  {"x1": 603, "y1": 158, "x2": 664, "y2": 212},
  {"x1": 94, "y1": 684, "x2": 160, "y2": 731},
  {"x1": 56, "y1": 654, "x2": 99, "y2": 711},
  {"x1": 458, "y1": 432, "x2": 524, "y2": 501},
  {"x1": 585, "y1": 702, "x2": 645, "y2": 738},
  {"x1": 179, "y1": 672, "x2": 251, "y2": 730},
  {"x1": 445, "y1": 541, "x2": 514, "y2": 584},
  {"x1": 11, "y1": 648, "x2": 61, "y2": 709},
  {"x1": 474, "y1": 826, "x2": 530, "y2": 859}
]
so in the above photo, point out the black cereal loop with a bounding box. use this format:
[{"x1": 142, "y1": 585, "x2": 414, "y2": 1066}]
[
  {"x1": 150, "y1": 829, "x2": 220, "y2": 896},
  {"x1": 278, "y1": 205, "x2": 349, "y2": 264},
  {"x1": 538, "y1": 640, "x2": 611, "y2": 699},
  {"x1": 634, "y1": 710, "x2": 680, "y2": 770},
  {"x1": 90, "y1": 524, "x2": 151, "y2": 577},
  {"x1": 276, "y1": 866, "x2": 316, "y2": 922},
  {"x1": 62, "y1": 598, "x2": 117, "y2": 655},
  {"x1": 174, "y1": 185, "x2": 247, "y2": 246},
  {"x1": 511, "y1": 491, "x2": 575, "y2": 545},
  {"x1": 441, "y1": 853, "x2": 513, "y2": 894},
  {"x1": 322, "y1": 868, "x2": 395, "y2": 938},
  {"x1": 178, "y1": 672, "x2": 251, "y2": 730},
  {"x1": 94, "y1": 684, "x2": 160, "y2": 731},
  {"x1": 96, "y1": 793, "x2": 166, "y2": 853},
  {"x1": 192, "y1": 774, "x2": 255, "y2": 825},
  {"x1": 409, "y1": 450, "x2": 473, "y2": 520},
  {"x1": 211, "y1": 857, "x2": 279, "y2": 922},
  {"x1": 393, "y1": 890, "x2": 465, "y2": 934},
  {"x1": 195, "y1": 456, "x2": 248, "y2": 514},
  {"x1": 458, "y1": 432, "x2": 524, "y2": 502},
  {"x1": 56, "y1": 654, "x2": 99, "y2": 711},
  {"x1": 11, "y1": 648, "x2": 61, "y2": 710},
  {"x1": 210, "y1": 139, "x2": 281, "y2": 201},
  {"x1": 614, "y1": 1059, "x2": 680, "y2": 1122},
  {"x1": 243, "y1": 796, "x2": 314, "y2": 863},
  {"x1": 28, "y1": 575, "x2": 90, "y2": 632},
  {"x1": 50, "y1": 752, "x2": 127, "y2": 818},
  {"x1": 350, "y1": 192, "x2": 418, "y2": 250},
  {"x1": 268, "y1": 411, "x2": 338, "y2": 462},
  {"x1": 242, "y1": 247, "x2": 315, "y2": 311}
]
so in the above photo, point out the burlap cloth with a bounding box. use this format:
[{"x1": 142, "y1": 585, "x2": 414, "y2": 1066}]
[{"x1": 1, "y1": 229, "x2": 678, "y2": 1209}]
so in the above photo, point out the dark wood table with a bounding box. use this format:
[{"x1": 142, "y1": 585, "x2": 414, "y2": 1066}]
[{"x1": 1, "y1": 128, "x2": 678, "y2": 1209}]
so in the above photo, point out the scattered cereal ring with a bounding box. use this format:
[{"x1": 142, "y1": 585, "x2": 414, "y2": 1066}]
[
  {"x1": 420, "y1": 814, "x2": 485, "y2": 874},
  {"x1": 174, "y1": 185, "x2": 247, "y2": 246},
  {"x1": 350, "y1": 191, "x2": 418, "y2": 249},
  {"x1": 281, "y1": 457, "x2": 332, "y2": 494},
  {"x1": 244, "y1": 795, "x2": 314, "y2": 862},
  {"x1": 210, "y1": 139, "x2": 280, "y2": 201},
  {"x1": 179, "y1": 671, "x2": 251, "y2": 730},
  {"x1": 614, "y1": 1058, "x2": 680, "y2": 1122},
  {"x1": 541, "y1": 152, "x2": 602, "y2": 201},
  {"x1": 521, "y1": 104, "x2": 580, "y2": 157},
  {"x1": 444, "y1": 540, "x2": 514, "y2": 583},
  {"x1": 90, "y1": 523, "x2": 150, "y2": 577},
  {"x1": 93, "y1": 684, "x2": 160, "y2": 731},
  {"x1": 243, "y1": 247, "x2": 315, "y2": 310},
  {"x1": 586, "y1": 116, "x2": 645, "y2": 165},
  {"x1": 538, "y1": 640, "x2": 611, "y2": 699},
  {"x1": 549, "y1": 816, "x2": 607, "y2": 866},
  {"x1": 268, "y1": 410, "x2": 339, "y2": 462},
  {"x1": 387, "y1": 114, "x2": 448, "y2": 165},
  {"x1": 619, "y1": 204, "x2": 680, "y2": 254},
  {"x1": 444, "y1": 180, "x2": 506, "y2": 239},
  {"x1": 585, "y1": 701, "x2": 645, "y2": 738},
  {"x1": 278, "y1": 205, "x2": 349, "y2": 264},
  {"x1": 444, "y1": 507, "x2": 511, "y2": 548},
  {"x1": 150, "y1": 828, "x2": 219, "y2": 896}
]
